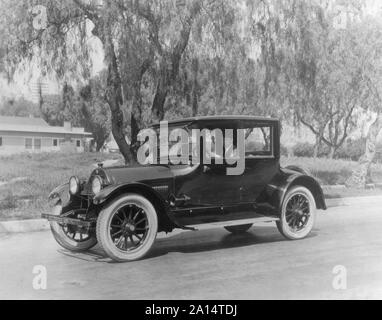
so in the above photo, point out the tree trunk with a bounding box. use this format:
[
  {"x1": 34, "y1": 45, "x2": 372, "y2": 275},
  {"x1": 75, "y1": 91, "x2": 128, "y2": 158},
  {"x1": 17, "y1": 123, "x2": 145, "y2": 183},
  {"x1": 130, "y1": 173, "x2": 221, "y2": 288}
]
[
  {"x1": 96, "y1": 139, "x2": 103, "y2": 152},
  {"x1": 130, "y1": 83, "x2": 143, "y2": 160},
  {"x1": 150, "y1": 2, "x2": 201, "y2": 123},
  {"x1": 313, "y1": 134, "x2": 322, "y2": 158},
  {"x1": 151, "y1": 76, "x2": 168, "y2": 122},
  {"x1": 328, "y1": 145, "x2": 336, "y2": 159},
  {"x1": 346, "y1": 112, "x2": 382, "y2": 188},
  {"x1": 313, "y1": 144, "x2": 319, "y2": 158},
  {"x1": 315, "y1": 126, "x2": 326, "y2": 158},
  {"x1": 103, "y1": 29, "x2": 135, "y2": 165},
  {"x1": 191, "y1": 58, "x2": 199, "y2": 117}
]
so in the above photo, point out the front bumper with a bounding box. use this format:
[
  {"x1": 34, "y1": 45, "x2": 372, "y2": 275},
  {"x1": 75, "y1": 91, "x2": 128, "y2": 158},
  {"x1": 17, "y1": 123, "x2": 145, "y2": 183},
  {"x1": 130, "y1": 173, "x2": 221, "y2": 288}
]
[{"x1": 41, "y1": 212, "x2": 96, "y2": 228}]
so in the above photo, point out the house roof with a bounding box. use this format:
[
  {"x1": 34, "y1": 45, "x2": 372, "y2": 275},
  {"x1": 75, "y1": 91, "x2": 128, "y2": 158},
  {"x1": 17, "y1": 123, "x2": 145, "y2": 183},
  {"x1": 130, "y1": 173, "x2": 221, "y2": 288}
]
[
  {"x1": 0, "y1": 116, "x2": 49, "y2": 127},
  {"x1": 0, "y1": 116, "x2": 92, "y2": 136}
]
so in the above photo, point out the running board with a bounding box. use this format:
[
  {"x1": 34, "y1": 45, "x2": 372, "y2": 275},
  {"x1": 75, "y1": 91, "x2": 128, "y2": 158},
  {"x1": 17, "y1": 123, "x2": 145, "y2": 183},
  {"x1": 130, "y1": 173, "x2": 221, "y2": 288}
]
[{"x1": 185, "y1": 216, "x2": 279, "y2": 231}]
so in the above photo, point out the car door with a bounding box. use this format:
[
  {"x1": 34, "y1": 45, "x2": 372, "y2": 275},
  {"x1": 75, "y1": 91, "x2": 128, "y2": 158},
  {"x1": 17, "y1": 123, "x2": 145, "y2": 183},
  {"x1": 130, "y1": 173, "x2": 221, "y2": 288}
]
[
  {"x1": 238, "y1": 122, "x2": 280, "y2": 214},
  {"x1": 171, "y1": 126, "x2": 243, "y2": 225},
  {"x1": 174, "y1": 128, "x2": 242, "y2": 207}
]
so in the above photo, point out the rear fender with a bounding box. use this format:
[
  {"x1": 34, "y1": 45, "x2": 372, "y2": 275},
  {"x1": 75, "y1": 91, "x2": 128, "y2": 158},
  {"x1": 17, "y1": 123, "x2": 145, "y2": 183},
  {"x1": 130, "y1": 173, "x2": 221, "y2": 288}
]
[{"x1": 280, "y1": 174, "x2": 327, "y2": 211}]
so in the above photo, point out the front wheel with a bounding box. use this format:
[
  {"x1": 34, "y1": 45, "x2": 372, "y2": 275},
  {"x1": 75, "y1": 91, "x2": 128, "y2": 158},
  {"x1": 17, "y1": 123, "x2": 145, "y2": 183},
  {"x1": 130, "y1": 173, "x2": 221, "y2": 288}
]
[
  {"x1": 50, "y1": 206, "x2": 97, "y2": 252},
  {"x1": 277, "y1": 186, "x2": 316, "y2": 240},
  {"x1": 96, "y1": 194, "x2": 158, "y2": 262}
]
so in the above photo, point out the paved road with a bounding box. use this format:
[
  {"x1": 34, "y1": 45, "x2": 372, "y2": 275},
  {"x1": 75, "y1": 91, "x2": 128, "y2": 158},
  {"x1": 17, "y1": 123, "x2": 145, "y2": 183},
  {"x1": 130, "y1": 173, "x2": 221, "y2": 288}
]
[{"x1": 1, "y1": 203, "x2": 382, "y2": 300}]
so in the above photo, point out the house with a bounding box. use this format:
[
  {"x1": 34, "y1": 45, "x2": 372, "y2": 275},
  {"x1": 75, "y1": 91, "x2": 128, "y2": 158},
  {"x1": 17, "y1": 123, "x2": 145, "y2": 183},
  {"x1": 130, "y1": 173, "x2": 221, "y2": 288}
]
[{"x1": 0, "y1": 116, "x2": 92, "y2": 155}]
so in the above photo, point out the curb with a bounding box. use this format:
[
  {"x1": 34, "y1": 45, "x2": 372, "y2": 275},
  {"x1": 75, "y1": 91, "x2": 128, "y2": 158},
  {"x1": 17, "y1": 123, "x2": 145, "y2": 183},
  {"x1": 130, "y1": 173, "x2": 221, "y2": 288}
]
[
  {"x1": 1, "y1": 195, "x2": 382, "y2": 234},
  {"x1": 323, "y1": 183, "x2": 382, "y2": 190},
  {"x1": 325, "y1": 195, "x2": 382, "y2": 208},
  {"x1": 0, "y1": 219, "x2": 50, "y2": 234}
]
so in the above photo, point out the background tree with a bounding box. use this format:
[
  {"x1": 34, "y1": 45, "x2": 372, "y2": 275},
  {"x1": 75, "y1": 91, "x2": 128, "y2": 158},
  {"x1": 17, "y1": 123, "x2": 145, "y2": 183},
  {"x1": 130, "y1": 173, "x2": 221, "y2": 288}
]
[
  {"x1": 77, "y1": 72, "x2": 111, "y2": 151},
  {"x1": 0, "y1": 97, "x2": 39, "y2": 117},
  {"x1": 346, "y1": 17, "x2": 382, "y2": 187}
]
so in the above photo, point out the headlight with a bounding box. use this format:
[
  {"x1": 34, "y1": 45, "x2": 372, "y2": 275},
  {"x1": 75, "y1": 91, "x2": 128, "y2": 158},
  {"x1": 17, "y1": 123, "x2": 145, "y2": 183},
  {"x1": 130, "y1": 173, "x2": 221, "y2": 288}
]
[
  {"x1": 91, "y1": 175, "x2": 103, "y2": 194},
  {"x1": 69, "y1": 176, "x2": 80, "y2": 195}
]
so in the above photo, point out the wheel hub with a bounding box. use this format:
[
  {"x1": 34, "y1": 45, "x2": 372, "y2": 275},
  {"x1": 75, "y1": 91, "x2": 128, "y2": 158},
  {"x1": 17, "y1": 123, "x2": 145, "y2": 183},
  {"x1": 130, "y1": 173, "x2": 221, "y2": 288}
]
[
  {"x1": 122, "y1": 222, "x2": 136, "y2": 235},
  {"x1": 286, "y1": 193, "x2": 310, "y2": 232}
]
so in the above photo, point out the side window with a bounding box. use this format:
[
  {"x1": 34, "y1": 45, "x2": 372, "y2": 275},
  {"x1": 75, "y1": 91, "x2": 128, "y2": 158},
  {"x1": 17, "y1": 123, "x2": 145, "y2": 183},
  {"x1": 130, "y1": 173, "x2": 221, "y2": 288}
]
[
  {"x1": 25, "y1": 138, "x2": 33, "y2": 150},
  {"x1": 34, "y1": 138, "x2": 41, "y2": 150},
  {"x1": 201, "y1": 129, "x2": 224, "y2": 161},
  {"x1": 244, "y1": 126, "x2": 272, "y2": 158}
]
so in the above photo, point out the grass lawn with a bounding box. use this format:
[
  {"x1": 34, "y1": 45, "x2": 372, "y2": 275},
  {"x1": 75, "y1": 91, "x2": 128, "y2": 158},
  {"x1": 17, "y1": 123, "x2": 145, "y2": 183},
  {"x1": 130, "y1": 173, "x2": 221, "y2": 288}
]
[
  {"x1": 281, "y1": 156, "x2": 382, "y2": 185},
  {"x1": 0, "y1": 152, "x2": 123, "y2": 221},
  {"x1": 0, "y1": 153, "x2": 382, "y2": 221}
]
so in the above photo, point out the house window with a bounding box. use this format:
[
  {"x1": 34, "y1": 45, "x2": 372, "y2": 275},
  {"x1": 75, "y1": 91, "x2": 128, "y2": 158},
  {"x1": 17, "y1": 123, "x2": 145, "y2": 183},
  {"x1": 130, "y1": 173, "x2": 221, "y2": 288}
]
[
  {"x1": 34, "y1": 138, "x2": 41, "y2": 150},
  {"x1": 25, "y1": 138, "x2": 33, "y2": 150},
  {"x1": 0, "y1": 137, "x2": 2, "y2": 147},
  {"x1": 53, "y1": 139, "x2": 58, "y2": 147},
  {"x1": 76, "y1": 140, "x2": 81, "y2": 147}
]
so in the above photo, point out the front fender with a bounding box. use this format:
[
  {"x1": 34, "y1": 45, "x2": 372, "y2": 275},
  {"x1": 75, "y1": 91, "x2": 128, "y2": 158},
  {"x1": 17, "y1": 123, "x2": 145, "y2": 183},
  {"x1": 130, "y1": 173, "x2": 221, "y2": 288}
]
[
  {"x1": 93, "y1": 182, "x2": 176, "y2": 232},
  {"x1": 48, "y1": 183, "x2": 69, "y2": 200},
  {"x1": 93, "y1": 182, "x2": 167, "y2": 206},
  {"x1": 48, "y1": 183, "x2": 71, "y2": 208}
]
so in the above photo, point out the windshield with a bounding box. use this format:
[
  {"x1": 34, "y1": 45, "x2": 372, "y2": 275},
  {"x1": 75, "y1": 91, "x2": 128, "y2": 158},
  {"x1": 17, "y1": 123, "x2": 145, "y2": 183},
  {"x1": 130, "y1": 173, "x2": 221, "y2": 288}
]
[
  {"x1": 138, "y1": 123, "x2": 241, "y2": 166},
  {"x1": 137, "y1": 122, "x2": 273, "y2": 165}
]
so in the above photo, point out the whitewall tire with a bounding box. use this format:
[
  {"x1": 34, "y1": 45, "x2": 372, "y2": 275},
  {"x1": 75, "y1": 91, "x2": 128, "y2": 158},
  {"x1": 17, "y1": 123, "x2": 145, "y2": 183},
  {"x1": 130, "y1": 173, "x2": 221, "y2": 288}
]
[
  {"x1": 277, "y1": 186, "x2": 316, "y2": 240},
  {"x1": 96, "y1": 194, "x2": 158, "y2": 262}
]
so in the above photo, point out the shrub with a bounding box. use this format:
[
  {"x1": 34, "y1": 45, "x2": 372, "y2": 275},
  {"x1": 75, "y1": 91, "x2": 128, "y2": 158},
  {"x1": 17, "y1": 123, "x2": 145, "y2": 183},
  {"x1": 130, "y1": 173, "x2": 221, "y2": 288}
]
[
  {"x1": 375, "y1": 142, "x2": 382, "y2": 164},
  {"x1": 0, "y1": 191, "x2": 18, "y2": 211},
  {"x1": 281, "y1": 156, "x2": 359, "y2": 185},
  {"x1": 336, "y1": 138, "x2": 365, "y2": 161},
  {"x1": 280, "y1": 145, "x2": 289, "y2": 156},
  {"x1": 292, "y1": 142, "x2": 315, "y2": 157}
]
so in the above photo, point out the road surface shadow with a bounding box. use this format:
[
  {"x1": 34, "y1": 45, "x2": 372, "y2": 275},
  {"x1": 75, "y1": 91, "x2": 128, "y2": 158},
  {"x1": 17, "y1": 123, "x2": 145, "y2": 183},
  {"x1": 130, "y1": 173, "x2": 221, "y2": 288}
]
[
  {"x1": 149, "y1": 227, "x2": 317, "y2": 258},
  {"x1": 55, "y1": 226, "x2": 318, "y2": 263}
]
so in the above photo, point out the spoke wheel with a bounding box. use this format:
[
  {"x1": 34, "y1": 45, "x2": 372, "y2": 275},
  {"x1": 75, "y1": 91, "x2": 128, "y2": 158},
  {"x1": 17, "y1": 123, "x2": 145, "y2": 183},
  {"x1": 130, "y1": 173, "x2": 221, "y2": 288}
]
[
  {"x1": 109, "y1": 204, "x2": 149, "y2": 252},
  {"x1": 285, "y1": 194, "x2": 310, "y2": 232},
  {"x1": 96, "y1": 194, "x2": 158, "y2": 262},
  {"x1": 277, "y1": 186, "x2": 316, "y2": 240},
  {"x1": 50, "y1": 206, "x2": 97, "y2": 252},
  {"x1": 62, "y1": 225, "x2": 92, "y2": 242}
]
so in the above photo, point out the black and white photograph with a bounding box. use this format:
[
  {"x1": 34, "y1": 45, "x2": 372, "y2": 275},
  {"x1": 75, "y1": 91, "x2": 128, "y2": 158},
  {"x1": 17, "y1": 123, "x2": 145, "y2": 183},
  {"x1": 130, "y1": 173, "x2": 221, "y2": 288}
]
[{"x1": 0, "y1": 0, "x2": 382, "y2": 303}]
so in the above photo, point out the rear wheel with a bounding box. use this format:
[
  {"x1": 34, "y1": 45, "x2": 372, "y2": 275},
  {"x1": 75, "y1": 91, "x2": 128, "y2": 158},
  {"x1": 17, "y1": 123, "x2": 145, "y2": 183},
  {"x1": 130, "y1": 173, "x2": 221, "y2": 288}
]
[
  {"x1": 96, "y1": 194, "x2": 158, "y2": 262},
  {"x1": 277, "y1": 186, "x2": 316, "y2": 240},
  {"x1": 50, "y1": 206, "x2": 97, "y2": 252},
  {"x1": 224, "y1": 224, "x2": 253, "y2": 234}
]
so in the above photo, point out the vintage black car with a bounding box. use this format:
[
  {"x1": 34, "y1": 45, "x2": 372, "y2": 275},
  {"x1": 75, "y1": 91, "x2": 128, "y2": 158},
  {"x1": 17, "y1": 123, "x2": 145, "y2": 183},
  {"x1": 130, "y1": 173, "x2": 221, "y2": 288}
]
[{"x1": 42, "y1": 116, "x2": 326, "y2": 262}]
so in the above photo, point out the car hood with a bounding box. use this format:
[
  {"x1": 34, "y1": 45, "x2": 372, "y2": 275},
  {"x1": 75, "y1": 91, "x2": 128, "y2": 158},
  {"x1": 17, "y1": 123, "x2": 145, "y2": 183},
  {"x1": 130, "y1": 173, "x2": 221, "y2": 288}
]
[{"x1": 97, "y1": 164, "x2": 174, "y2": 185}]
